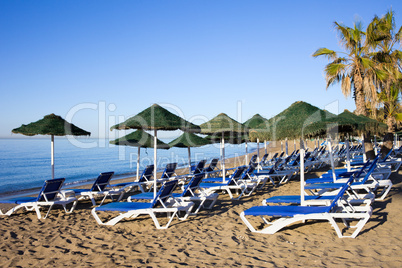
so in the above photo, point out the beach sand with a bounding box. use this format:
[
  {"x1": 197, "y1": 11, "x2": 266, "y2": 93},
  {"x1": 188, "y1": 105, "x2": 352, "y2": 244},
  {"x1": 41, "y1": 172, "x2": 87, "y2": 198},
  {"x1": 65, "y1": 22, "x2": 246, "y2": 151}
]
[{"x1": 1, "y1": 143, "x2": 402, "y2": 267}]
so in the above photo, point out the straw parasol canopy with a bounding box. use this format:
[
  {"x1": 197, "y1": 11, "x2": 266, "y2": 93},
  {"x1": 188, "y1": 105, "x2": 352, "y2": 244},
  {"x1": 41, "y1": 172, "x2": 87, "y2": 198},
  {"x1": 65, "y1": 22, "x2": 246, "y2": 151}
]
[
  {"x1": 12, "y1": 113, "x2": 90, "y2": 179},
  {"x1": 110, "y1": 129, "x2": 170, "y2": 149},
  {"x1": 200, "y1": 113, "x2": 248, "y2": 136},
  {"x1": 168, "y1": 132, "x2": 211, "y2": 170},
  {"x1": 243, "y1": 114, "x2": 269, "y2": 129},
  {"x1": 110, "y1": 130, "x2": 169, "y2": 180},
  {"x1": 111, "y1": 104, "x2": 200, "y2": 197},
  {"x1": 12, "y1": 113, "x2": 90, "y2": 136},
  {"x1": 244, "y1": 114, "x2": 270, "y2": 161},
  {"x1": 200, "y1": 113, "x2": 248, "y2": 180},
  {"x1": 111, "y1": 104, "x2": 201, "y2": 133},
  {"x1": 303, "y1": 109, "x2": 387, "y2": 138},
  {"x1": 249, "y1": 101, "x2": 334, "y2": 142}
]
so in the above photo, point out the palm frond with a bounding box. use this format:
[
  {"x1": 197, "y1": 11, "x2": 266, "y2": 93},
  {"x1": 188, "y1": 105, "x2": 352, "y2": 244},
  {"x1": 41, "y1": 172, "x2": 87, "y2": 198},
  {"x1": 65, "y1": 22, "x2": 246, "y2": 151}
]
[
  {"x1": 312, "y1": 48, "x2": 337, "y2": 59},
  {"x1": 325, "y1": 62, "x2": 346, "y2": 76}
]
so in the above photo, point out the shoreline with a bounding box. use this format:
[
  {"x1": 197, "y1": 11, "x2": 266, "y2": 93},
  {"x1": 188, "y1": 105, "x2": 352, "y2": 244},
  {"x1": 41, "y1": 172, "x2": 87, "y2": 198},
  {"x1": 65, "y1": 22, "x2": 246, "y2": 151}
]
[{"x1": 0, "y1": 144, "x2": 269, "y2": 200}]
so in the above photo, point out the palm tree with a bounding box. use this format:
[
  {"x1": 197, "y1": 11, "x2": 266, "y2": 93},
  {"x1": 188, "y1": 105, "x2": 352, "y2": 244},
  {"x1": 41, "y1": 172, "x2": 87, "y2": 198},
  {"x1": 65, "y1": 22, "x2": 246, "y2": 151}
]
[
  {"x1": 312, "y1": 21, "x2": 378, "y2": 116},
  {"x1": 313, "y1": 20, "x2": 380, "y2": 159},
  {"x1": 378, "y1": 82, "x2": 402, "y2": 133},
  {"x1": 366, "y1": 9, "x2": 402, "y2": 133}
]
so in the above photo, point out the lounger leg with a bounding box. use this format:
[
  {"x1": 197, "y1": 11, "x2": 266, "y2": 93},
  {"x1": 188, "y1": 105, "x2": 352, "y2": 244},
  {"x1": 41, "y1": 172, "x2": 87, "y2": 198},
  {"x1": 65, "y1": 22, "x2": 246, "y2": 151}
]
[
  {"x1": 149, "y1": 211, "x2": 177, "y2": 229},
  {"x1": 375, "y1": 181, "x2": 393, "y2": 201},
  {"x1": 63, "y1": 200, "x2": 78, "y2": 213},
  {"x1": 91, "y1": 208, "x2": 140, "y2": 226},
  {"x1": 34, "y1": 205, "x2": 44, "y2": 219}
]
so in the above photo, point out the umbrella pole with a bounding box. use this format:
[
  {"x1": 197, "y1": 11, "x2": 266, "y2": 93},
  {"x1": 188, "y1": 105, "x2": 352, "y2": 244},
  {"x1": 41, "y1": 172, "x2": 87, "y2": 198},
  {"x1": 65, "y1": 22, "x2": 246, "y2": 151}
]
[
  {"x1": 154, "y1": 129, "x2": 157, "y2": 198},
  {"x1": 257, "y1": 138, "x2": 260, "y2": 169},
  {"x1": 137, "y1": 147, "x2": 140, "y2": 181},
  {"x1": 187, "y1": 147, "x2": 191, "y2": 171},
  {"x1": 222, "y1": 136, "x2": 226, "y2": 183},
  {"x1": 328, "y1": 138, "x2": 336, "y2": 182},
  {"x1": 245, "y1": 141, "x2": 248, "y2": 166},
  {"x1": 394, "y1": 133, "x2": 397, "y2": 149},
  {"x1": 51, "y1": 134, "x2": 55, "y2": 180},
  {"x1": 264, "y1": 140, "x2": 267, "y2": 155},
  {"x1": 362, "y1": 134, "x2": 366, "y2": 162},
  {"x1": 285, "y1": 138, "x2": 288, "y2": 156},
  {"x1": 346, "y1": 139, "x2": 351, "y2": 172},
  {"x1": 300, "y1": 148, "x2": 305, "y2": 206}
]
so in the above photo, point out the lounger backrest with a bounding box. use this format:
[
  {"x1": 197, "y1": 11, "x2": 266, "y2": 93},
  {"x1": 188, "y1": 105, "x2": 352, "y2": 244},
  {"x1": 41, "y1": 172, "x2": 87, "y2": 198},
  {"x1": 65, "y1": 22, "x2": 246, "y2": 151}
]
[
  {"x1": 360, "y1": 157, "x2": 379, "y2": 183},
  {"x1": 161, "y1": 163, "x2": 177, "y2": 179},
  {"x1": 249, "y1": 155, "x2": 257, "y2": 165},
  {"x1": 271, "y1": 152, "x2": 278, "y2": 160},
  {"x1": 328, "y1": 176, "x2": 354, "y2": 212},
  {"x1": 242, "y1": 163, "x2": 257, "y2": 180},
  {"x1": 353, "y1": 157, "x2": 376, "y2": 178},
  {"x1": 192, "y1": 159, "x2": 207, "y2": 174},
  {"x1": 90, "y1": 172, "x2": 115, "y2": 192},
  {"x1": 204, "y1": 158, "x2": 219, "y2": 172},
  {"x1": 289, "y1": 154, "x2": 300, "y2": 166},
  {"x1": 37, "y1": 178, "x2": 65, "y2": 202},
  {"x1": 139, "y1": 165, "x2": 154, "y2": 182},
  {"x1": 151, "y1": 180, "x2": 178, "y2": 208},
  {"x1": 181, "y1": 173, "x2": 205, "y2": 197},
  {"x1": 260, "y1": 154, "x2": 268, "y2": 163},
  {"x1": 228, "y1": 166, "x2": 247, "y2": 186}
]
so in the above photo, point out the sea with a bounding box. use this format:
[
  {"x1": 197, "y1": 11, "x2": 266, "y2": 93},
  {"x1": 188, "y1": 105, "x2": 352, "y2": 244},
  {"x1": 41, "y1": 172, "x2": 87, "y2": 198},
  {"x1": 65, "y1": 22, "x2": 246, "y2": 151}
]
[{"x1": 0, "y1": 138, "x2": 261, "y2": 199}]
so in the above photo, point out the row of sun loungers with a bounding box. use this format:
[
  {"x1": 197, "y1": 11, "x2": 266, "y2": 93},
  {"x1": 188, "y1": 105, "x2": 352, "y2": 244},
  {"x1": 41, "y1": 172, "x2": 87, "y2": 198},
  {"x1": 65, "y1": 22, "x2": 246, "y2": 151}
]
[
  {"x1": 1, "y1": 144, "x2": 400, "y2": 238},
  {"x1": 240, "y1": 146, "x2": 401, "y2": 238}
]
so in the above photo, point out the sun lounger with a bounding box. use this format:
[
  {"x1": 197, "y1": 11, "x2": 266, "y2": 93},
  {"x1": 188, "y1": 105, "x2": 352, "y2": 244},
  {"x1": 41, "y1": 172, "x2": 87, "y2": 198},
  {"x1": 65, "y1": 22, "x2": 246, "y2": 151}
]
[
  {"x1": 199, "y1": 166, "x2": 256, "y2": 200},
  {"x1": 91, "y1": 180, "x2": 194, "y2": 229},
  {"x1": 67, "y1": 172, "x2": 124, "y2": 206},
  {"x1": 304, "y1": 157, "x2": 392, "y2": 201},
  {"x1": 0, "y1": 178, "x2": 77, "y2": 219},
  {"x1": 128, "y1": 173, "x2": 219, "y2": 214},
  {"x1": 203, "y1": 158, "x2": 220, "y2": 176},
  {"x1": 112, "y1": 165, "x2": 154, "y2": 193},
  {"x1": 240, "y1": 177, "x2": 372, "y2": 238}
]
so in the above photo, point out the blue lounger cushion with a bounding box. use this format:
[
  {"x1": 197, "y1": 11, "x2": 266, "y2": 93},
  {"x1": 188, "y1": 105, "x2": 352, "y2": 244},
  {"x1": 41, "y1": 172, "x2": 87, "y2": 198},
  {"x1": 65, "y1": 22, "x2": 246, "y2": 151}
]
[
  {"x1": 265, "y1": 195, "x2": 337, "y2": 204},
  {"x1": 95, "y1": 202, "x2": 153, "y2": 212},
  {"x1": 243, "y1": 205, "x2": 331, "y2": 217}
]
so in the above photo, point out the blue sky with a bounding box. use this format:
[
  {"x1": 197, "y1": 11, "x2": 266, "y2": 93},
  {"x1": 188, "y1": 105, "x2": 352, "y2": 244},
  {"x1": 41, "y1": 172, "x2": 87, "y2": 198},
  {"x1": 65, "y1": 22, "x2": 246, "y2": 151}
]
[{"x1": 1, "y1": 0, "x2": 401, "y2": 139}]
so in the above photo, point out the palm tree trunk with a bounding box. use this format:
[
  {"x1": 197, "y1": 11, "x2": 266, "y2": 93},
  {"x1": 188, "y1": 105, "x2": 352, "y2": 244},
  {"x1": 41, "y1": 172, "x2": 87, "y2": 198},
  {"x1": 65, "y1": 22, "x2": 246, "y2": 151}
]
[
  {"x1": 354, "y1": 71, "x2": 367, "y2": 116},
  {"x1": 385, "y1": 109, "x2": 396, "y2": 133},
  {"x1": 355, "y1": 88, "x2": 367, "y2": 116},
  {"x1": 380, "y1": 133, "x2": 394, "y2": 158},
  {"x1": 363, "y1": 132, "x2": 376, "y2": 160}
]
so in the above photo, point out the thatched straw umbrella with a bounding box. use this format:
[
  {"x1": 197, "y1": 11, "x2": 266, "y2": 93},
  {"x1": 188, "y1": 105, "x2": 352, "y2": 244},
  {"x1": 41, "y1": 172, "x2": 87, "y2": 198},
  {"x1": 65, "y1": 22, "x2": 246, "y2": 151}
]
[
  {"x1": 303, "y1": 109, "x2": 387, "y2": 138},
  {"x1": 111, "y1": 104, "x2": 200, "y2": 197},
  {"x1": 244, "y1": 114, "x2": 270, "y2": 159},
  {"x1": 243, "y1": 114, "x2": 269, "y2": 129},
  {"x1": 199, "y1": 113, "x2": 248, "y2": 181},
  {"x1": 12, "y1": 113, "x2": 90, "y2": 179},
  {"x1": 304, "y1": 109, "x2": 387, "y2": 161},
  {"x1": 249, "y1": 101, "x2": 334, "y2": 142},
  {"x1": 110, "y1": 129, "x2": 170, "y2": 181},
  {"x1": 206, "y1": 134, "x2": 252, "y2": 165},
  {"x1": 168, "y1": 132, "x2": 211, "y2": 171}
]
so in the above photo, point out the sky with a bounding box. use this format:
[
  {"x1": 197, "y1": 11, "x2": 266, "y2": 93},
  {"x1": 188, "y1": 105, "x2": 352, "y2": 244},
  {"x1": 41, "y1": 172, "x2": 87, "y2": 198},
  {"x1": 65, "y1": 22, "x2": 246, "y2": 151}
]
[{"x1": 1, "y1": 0, "x2": 401, "y2": 139}]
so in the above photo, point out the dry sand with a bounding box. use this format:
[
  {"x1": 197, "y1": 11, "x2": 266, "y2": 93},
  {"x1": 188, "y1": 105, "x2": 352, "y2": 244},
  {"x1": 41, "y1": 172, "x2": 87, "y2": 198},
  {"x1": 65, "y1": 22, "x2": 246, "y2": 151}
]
[{"x1": 1, "y1": 143, "x2": 402, "y2": 267}]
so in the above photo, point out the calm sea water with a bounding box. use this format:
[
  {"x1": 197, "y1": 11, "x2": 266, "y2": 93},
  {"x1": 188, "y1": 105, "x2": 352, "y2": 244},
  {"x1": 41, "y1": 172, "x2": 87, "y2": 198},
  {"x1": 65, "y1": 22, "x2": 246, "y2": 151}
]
[{"x1": 0, "y1": 138, "x2": 260, "y2": 198}]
